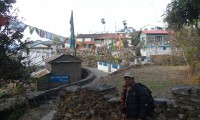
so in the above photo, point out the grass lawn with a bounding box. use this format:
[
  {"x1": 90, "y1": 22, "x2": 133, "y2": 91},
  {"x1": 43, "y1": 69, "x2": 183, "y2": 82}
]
[{"x1": 92, "y1": 65, "x2": 192, "y2": 99}]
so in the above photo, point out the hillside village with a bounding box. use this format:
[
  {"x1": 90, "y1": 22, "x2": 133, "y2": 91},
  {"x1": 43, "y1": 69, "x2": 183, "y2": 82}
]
[
  {"x1": 6, "y1": 24, "x2": 199, "y2": 119},
  {"x1": 1, "y1": 0, "x2": 200, "y2": 119},
  {"x1": 23, "y1": 25, "x2": 175, "y2": 72},
  {"x1": 17, "y1": 25, "x2": 181, "y2": 89}
]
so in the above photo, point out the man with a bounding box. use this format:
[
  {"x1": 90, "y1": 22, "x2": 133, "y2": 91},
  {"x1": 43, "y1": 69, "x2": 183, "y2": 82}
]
[{"x1": 120, "y1": 72, "x2": 153, "y2": 120}]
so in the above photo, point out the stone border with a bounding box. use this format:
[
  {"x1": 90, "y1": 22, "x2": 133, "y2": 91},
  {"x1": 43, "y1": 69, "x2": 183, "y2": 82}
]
[
  {"x1": 0, "y1": 68, "x2": 95, "y2": 113},
  {"x1": 26, "y1": 68, "x2": 95, "y2": 103}
]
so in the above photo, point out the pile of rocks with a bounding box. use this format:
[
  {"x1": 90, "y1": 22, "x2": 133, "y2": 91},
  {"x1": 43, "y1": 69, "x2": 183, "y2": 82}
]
[
  {"x1": 52, "y1": 84, "x2": 200, "y2": 120},
  {"x1": 53, "y1": 84, "x2": 121, "y2": 120}
]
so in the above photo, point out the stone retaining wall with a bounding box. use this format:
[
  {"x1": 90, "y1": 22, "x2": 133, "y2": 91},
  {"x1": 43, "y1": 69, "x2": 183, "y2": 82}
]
[
  {"x1": 37, "y1": 68, "x2": 93, "y2": 90},
  {"x1": 53, "y1": 85, "x2": 200, "y2": 120},
  {"x1": 1, "y1": 68, "x2": 200, "y2": 120},
  {"x1": 0, "y1": 68, "x2": 95, "y2": 119}
]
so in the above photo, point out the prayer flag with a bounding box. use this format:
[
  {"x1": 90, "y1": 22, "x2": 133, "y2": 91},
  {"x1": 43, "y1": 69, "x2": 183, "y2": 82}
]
[
  {"x1": 17, "y1": 22, "x2": 28, "y2": 32},
  {"x1": 119, "y1": 36, "x2": 123, "y2": 49},
  {"x1": 0, "y1": 16, "x2": 9, "y2": 26},
  {"x1": 29, "y1": 26, "x2": 35, "y2": 34}
]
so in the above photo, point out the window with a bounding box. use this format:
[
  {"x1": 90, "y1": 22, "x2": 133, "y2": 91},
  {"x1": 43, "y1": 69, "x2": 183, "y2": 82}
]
[
  {"x1": 96, "y1": 40, "x2": 101, "y2": 44},
  {"x1": 163, "y1": 47, "x2": 166, "y2": 50},
  {"x1": 142, "y1": 37, "x2": 144, "y2": 41},
  {"x1": 82, "y1": 38, "x2": 85, "y2": 42},
  {"x1": 163, "y1": 35, "x2": 170, "y2": 44},
  {"x1": 62, "y1": 44, "x2": 65, "y2": 48},
  {"x1": 147, "y1": 36, "x2": 154, "y2": 43},
  {"x1": 155, "y1": 36, "x2": 162, "y2": 42}
]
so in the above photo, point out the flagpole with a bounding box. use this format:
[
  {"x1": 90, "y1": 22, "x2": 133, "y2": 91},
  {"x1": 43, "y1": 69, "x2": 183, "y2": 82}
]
[
  {"x1": 70, "y1": 10, "x2": 78, "y2": 83},
  {"x1": 70, "y1": 10, "x2": 76, "y2": 57}
]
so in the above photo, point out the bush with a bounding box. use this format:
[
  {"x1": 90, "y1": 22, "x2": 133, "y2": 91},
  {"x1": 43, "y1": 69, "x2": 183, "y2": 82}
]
[
  {"x1": 150, "y1": 55, "x2": 186, "y2": 65},
  {"x1": 0, "y1": 93, "x2": 11, "y2": 99},
  {"x1": 12, "y1": 84, "x2": 24, "y2": 95}
]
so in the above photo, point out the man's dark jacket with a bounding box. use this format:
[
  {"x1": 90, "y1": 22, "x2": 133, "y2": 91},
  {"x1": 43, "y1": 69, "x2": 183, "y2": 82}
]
[{"x1": 121, "y1": 83, "x2": 151, "y2": 119}]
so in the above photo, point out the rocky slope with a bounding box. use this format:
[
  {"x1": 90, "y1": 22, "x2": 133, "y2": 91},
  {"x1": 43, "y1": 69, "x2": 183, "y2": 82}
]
[{"x1": 53, "y1": 84, "x2": 121, "y2": 120}]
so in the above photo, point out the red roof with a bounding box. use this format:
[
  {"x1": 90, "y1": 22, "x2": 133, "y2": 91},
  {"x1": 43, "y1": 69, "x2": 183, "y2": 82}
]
[
  {"x1": 142, "y1": 30, "x2": 170, "y2": 34},
  {"x1": 77, "y1": 33, "x2": 127, "y2": 39},
  {"x1": 84, "y1": 41, "x2": 96, "y2": 44},
  {"x1": 76, "y1": 41, "x2": 96, "y2": 44}
]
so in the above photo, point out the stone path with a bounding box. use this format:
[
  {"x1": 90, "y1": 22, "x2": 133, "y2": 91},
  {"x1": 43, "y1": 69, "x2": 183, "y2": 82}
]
[
  {"x1": 84, "y1": 67, "x2": 109, "y2": 80},
  {"x1": 40, "y1": 110, "x2": 57, "y2": 120}
]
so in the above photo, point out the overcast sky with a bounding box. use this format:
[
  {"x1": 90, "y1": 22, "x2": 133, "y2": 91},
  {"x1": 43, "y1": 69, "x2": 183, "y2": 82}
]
[{"x1": 13, "y1": 0, "x2": 171, "y2": 39}]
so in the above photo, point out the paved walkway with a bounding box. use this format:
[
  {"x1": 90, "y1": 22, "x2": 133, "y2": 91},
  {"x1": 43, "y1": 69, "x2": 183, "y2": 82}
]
[
  {"x1": 84, "y1": 67, "x2": 109, "y2": 80},
  {"x1": 41, "y1": 110, "x2": 57, "y2": 120},
  {"x1": 40, "y1": 67, "x2": 109, "y2": 120}
]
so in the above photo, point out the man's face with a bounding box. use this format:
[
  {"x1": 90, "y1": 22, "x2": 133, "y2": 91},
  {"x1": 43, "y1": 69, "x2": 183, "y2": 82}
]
[{"x1": 124, "y1": 76, "x2": 134, "y2": 86}]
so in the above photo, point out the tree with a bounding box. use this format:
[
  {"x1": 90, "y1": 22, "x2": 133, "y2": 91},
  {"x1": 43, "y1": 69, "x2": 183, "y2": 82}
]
[
  {"x1": 164, "y1": 0, "x2": 200, "y2": 34},
  {"x1": 101, "y1": 18, "x2": 106, "y2": 32},
  {"x1": 122, "y1": 20, "x2": 127, "y2": 31},
  {"x1": 0, "y1": 0, "x2": 27, "y2": 82},
  {"x1": 164, "y1": 0, "x2": 200, "y2": 78},
  {"x1": 122, "y1": 39, "x2": 129, "y2": 48},
  {"x1": 130, "y1": 31, "x2": 142, "y2": 56}
]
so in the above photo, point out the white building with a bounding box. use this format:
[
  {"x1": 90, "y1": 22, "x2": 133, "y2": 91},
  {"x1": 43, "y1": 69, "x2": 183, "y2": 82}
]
[
  {"x1": 140, "y1": 30, "x2": 172, "y2": 61},
  {"x1": 23, "y1": 42, "x2": 52, "y2": 66}
]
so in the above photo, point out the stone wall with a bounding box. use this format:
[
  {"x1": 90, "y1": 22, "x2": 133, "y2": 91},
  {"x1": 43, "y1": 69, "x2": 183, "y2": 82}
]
[
  {"x1": 0, "y1": 68, "x2": 95, "y2": 119},
  {"x1": 170, "y1": 86, "x2": 200, "y2": 120},
  {"x1": 53, "y1": 85, "x2": 200, "y2": 120},
  {"x1": 1, "y1": 73, "x2": 200, "y2": 119},
  {"x1": 37, "y1": 68, "x2": 91, "y2": 91},
  {"x1": 53, "y1": 84, "x2": 121, "y2": 120}
]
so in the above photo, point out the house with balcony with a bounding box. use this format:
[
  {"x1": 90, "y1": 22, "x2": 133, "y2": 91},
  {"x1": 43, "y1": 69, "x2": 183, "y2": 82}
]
[
  {"x1": 76, "y1": 33, "x2": 130, "y2": 51},
  {"x1": 140, "y1": 30, "x2": 172, "y2": 61}
]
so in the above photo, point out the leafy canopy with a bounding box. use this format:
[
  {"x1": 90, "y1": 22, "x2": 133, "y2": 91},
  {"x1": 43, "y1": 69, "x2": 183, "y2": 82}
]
[
  {"x1": 130, "y1": 31, "x2": 142, "y2": 56},
  {"x1": 164, "y1": 0, "x2": 200, "y2": 76},
  {"x1": 0, "y1": 0, "x2": 27, "y2": 81},
  {"x1": 164, "y1": 0, "x2": 200, "y2": 34}
]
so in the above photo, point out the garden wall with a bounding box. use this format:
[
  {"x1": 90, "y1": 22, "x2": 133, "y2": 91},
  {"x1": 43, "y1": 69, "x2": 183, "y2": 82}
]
[
  {"x1": 1, "y1": 77, "x2": 200, "y2": 119},
  {"x1": 53, "y1": 85, "x2": 200, "y2": 120},
  {"x1": 153, "y1": 86, "x2": 200, "y2": 120}
]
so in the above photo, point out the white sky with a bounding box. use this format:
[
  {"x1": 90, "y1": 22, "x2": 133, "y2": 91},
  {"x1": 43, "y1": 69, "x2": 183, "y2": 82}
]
[{"x1": 13, "y1": 0, "x2": 171, "y2": 40}]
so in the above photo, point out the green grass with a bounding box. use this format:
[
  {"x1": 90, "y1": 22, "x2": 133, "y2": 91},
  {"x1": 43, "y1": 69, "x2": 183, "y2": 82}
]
[
  {"x1": 93, "y1": 65, "x2": 190, "y2": 98},
  {"x1": 140, "y1": 79, "x2": 173, "y2": 91}
]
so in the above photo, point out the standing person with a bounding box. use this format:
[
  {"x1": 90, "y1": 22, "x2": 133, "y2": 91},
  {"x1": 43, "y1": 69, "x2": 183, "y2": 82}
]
[{"x1": 120, "y1": 72, "x2": 154, "y2": 120}]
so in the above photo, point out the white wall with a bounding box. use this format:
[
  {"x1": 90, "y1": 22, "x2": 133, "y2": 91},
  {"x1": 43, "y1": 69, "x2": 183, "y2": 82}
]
[
  {"x1": 23, "y1": 48, "x2": 52, "y2": 66},
  {"x1": 146, "y1": 46, "x2": 171, "y2": 58},
  {"x1": 97, "y1": 61, "x2": 121, "y2": 73}
]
